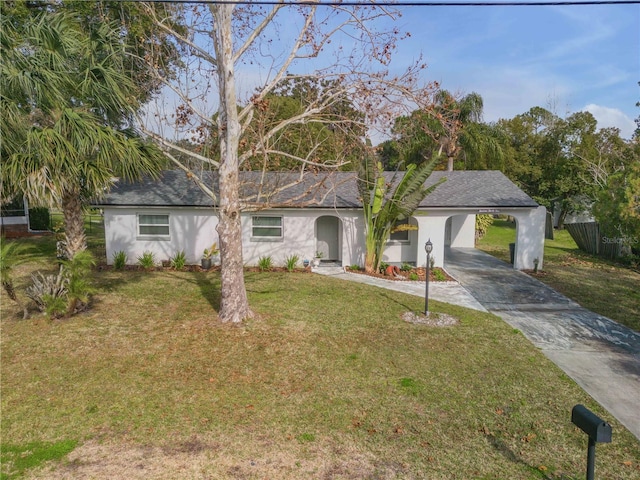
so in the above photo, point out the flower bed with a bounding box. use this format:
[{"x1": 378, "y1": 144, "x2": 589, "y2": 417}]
[{"x1": 346, "y1": 266, "x2": 454, "y2": 282}]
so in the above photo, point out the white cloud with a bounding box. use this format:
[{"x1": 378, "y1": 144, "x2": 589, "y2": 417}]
[{"x1": 583, "y1": 104, "x2": 636, "y2": 139}]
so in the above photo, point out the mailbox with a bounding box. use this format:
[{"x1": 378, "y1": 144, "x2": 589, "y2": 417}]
[
  {"x1": 571, "y1": 404, "x2": 612, "y2": 443},
  {"x1": 571, "y1": 404, "x2": 612, "y2": 480}
]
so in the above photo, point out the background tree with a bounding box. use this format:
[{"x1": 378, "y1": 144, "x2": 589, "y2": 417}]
[
  {"x1": 139, "y1": 2, "x2": 440, "y2": 323},
  {"x1": 593, "y1": 143, "x2": 640, "y2": 250},
  {"x1": 382, "y1": 90, "x2": 502, "y2": 171},
  {"x1": 496, "y1": 107, "x2": 633, "y2": 228},
  {"x1": 0, "y1": 6, "x2": 167, "y2": 258},
  {"x1": 204, "y1": 77, "x2": 367, "y2": 172}
]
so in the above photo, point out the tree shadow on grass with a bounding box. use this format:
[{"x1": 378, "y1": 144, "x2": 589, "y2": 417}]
[
  {"x1": 485, "y1": 434, "x2": 557, "y2": 480},
  {"x1": 191, "y1": 271, "x2": 221, "y2": 311},
  {"x1": 92, "y1": 269, "x2": 221, "y2": 314},
  {"x1": 378, "y1": 292, "x2": 417, "y2": 312}
]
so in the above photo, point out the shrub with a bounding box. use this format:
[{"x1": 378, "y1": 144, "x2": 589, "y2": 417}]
[
  {"x1": 137, "y1": 251, "x2": 156, "y2": 269},
  {"x1": 349, "y1": 264, "x2": 361, "y2": 271},
  {"x1": 170, "y1": 250, "x2": 187, "y2": 270},
  {"x1": 112, "y1": 251, "x2": 127, "y2": 270},
  {"x1": 284, "y1": 254, "x2": 299, "y2": 272},
  {"x1": 257, "y1": 255, "x2": 273, "y2": 272},
  {"x1": 475, "y1": 214, "x2": 495, "y2": 242},
  {"x1": 400, "y1": 263, "x2": 413, "y2": 272},
  {"x1": 409, "y1": 272, "x2": 419, "y2": 281},
  {"x1": 25, "y1": 251, "x2": 96, "y2": 318},
  {"x1": 379, "y1": 261, "x2": 389, "y2": 274},
  {"x1": 25, "y1": 270, "x2": 68, "y2": 316},
  {"x1": 28, "y1": 207, "x2": 50, "y2": 230},
  {"x1": 433, "y1": 269, "x2": 447, "y2": 282},
  {"x1": 64, "y1": 251, "x2": 96, "y2": 315},
  {"x1": 1, "y1": 239, "x2": 29, "y2": 319}
]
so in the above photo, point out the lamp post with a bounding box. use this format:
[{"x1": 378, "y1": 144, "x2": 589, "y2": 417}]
[{"x1": 424, "y1": 239, "x2": 433, "y2": 316}]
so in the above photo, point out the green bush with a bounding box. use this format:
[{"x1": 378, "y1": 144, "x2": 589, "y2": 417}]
[
  {"x1": 170, "y1": 250, "x2": 187, "y2": 270},
  {"x1": 379, "y1": 261, "x2": 389, "y2": 273},
  {"x1": 112, "y1": 251, "x2": 127, "y2": 270},
  {"x1": 28, "y1": 207, "x2": 50, "y2": 231},
  {"x1": 257, "y1": 255, "x2": 273, "y2": 272},
  {"x1": 284, "y1": 254, "x2": 299, "y2": 272},
  {"x1": 25, "y1": 251, "x2": 96, "y2": 318},
  {"x1": 475, "y1": 214, "x2": 495, "y2": 241},
  {"x1": 137, "y1": 251, "x2": 156, "y2": 269},
  {"x1": 409, "y1": 272, "x2": 419, "y2": 281},
  {"x1": 433, "y1": 269, "x2": 447, "y2": 282},
  {"x1": 400, "y1": 263, "x2": 413, "y2": 272}
]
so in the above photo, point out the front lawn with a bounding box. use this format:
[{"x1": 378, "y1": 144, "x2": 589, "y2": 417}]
[
  {"x1": 477, "y1": 220, "x2": 640, "y2": 332},
  {"x1": 1, "y1": 234, "x2": 639, "y2": 479}
]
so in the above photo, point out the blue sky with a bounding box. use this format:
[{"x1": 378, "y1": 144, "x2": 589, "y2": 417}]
[
  {"x1": 386, "y1": 1, "x2": 639, "y2": 138},
  {"x1": 144, "y1": 2, "x2": 639, "y2": 143}
]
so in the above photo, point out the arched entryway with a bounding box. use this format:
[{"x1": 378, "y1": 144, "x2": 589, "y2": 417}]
[
  {"x1": 444, "y1": 214, "x2": 476, "y2": 248},
  {"x1": 315, "y1": 216, "x2": 342, "y2": 263}
]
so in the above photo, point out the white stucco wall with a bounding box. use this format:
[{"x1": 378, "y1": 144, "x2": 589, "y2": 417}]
[
  {"x1": 448, "y1": 215, "x2": 476, "y2": 248},
  {"x1": 103, "y1": 207, "x2": 366, "y2": 267},
  {"x1": 513, "y1": 206, "x2": 547, "y2": 270},
  {"x1": 414, "y1": 210, "x2": 473, "y2": 268},
  {"x1": 102, "y1": 205, "x2": 545, "y2": 270},
  {"x1": 103, "y1": 207, "x2": 218, "y2": 265}
]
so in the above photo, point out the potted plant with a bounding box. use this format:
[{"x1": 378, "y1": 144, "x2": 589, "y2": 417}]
[
  {"x1": 312, "y1": 250, "x2": 323, "y2": 268},
  {"x1": 201, "y1": 242, "x2": 219, "y2": 270}
]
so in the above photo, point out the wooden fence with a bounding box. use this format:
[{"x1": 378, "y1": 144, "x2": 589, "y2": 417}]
[{"x1": 565, "y1": 222, "x2": 623, "y2": 259}]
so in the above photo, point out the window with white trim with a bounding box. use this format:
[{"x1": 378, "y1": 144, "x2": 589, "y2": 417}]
[
  {"x1": 137, "y1": 214, "x2": 170, "y2": 238},
  {"x1": 252, "y1": 216, "x2": 283, "y2": 239},
  {"x1": 389, "y1": 219, "x2": 410, "y2": 242}
]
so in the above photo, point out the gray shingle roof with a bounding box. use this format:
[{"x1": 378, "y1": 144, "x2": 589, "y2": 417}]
[{"x1": 96, "y1": 170, "x2": 538, "y2": 209}]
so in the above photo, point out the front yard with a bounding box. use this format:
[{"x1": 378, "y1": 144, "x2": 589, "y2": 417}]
[{"x1": 1, "y1": 233, "x2": 639, "y2": 479}]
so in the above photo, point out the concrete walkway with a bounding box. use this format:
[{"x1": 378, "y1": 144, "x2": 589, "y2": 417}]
[{"x1": 315, "y1": 251, "x2": 640, "y2": 440}]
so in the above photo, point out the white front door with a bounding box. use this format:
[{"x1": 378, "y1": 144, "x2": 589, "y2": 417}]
[{"x1": 316, "y1": 216, "x2": 340, "y2": 261}]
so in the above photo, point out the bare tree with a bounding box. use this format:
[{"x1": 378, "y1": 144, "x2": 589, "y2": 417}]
[{"x1": 138, "y1": 2, "x2": 439, "y2": 323}]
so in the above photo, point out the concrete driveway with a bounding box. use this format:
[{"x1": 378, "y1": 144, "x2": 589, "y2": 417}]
[{"x1": 444, "y1": 248, "x2": 640, "y2": 441}]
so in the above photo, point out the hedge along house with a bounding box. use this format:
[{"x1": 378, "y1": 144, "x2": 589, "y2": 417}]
[{"x1": 95, "y1": 169, "x2": 546, "y2": 270}]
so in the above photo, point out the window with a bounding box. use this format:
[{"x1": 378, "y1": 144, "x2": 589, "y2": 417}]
[
  {"x1": 389, "y1": 219, "x2": 410, "y2": 242},
  {"x1": 138, "y1": 214, "x2": 169, "y2": 237},
  {"x1": 252, "y1": 216, "x2": 282, "y2": 239}
]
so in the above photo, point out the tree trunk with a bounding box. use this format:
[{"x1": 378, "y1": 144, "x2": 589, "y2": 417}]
[
  {"x1": 447, "y1": 156, "x2": 454, "y2": 171},
  {"x1": 61, "y1": 189, "x2": 87, "y2": 259},
  {"x1": 2, "y1": 281, "x2": 29, "y2": 319},
  {"x1": 212, "y1": 3, "x2": 253, "y2": 323},
  {"x1": 557, "y1": 208, "x2": 567, "y2": 230}
]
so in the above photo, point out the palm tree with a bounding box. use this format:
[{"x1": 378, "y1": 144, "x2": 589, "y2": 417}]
[
  {"x1": 391, "y1": 91, "x2": 503, "y2": 172},
  {"x1": 433, "y1": 90, "x2": 503, "y2": 171},
  {"x1": 1, "y1": 9, "x2": 164, "y2": 259}
]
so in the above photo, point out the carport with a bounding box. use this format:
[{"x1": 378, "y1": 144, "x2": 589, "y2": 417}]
[{"x1": 411, "y1": 171, "x2": 547, "y2": 271}]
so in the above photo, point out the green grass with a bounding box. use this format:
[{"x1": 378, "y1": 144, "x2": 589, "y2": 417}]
[
  {"x1": 477, "y1": 220, "x2": 640, "y2": 332},
  {"x1": 0, "y1": 441, "x2": 77, "y2": 480},
  {"x1": 2, "y1": 232, "x2": 640, "y2": 478}
]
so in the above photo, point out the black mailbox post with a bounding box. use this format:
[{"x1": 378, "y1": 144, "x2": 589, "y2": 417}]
[{"x1": 571, "y1": 404, "x2": 612, "y2": 480}]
